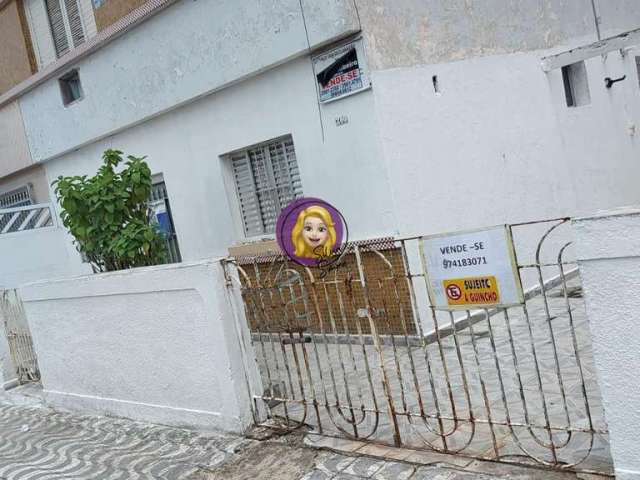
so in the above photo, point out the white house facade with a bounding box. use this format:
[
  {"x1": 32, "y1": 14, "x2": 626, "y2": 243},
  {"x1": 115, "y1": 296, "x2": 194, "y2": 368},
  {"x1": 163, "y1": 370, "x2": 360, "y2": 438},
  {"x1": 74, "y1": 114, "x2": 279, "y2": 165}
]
[{"x1": 1, "y1": 0, "x2": 640, "y2": 287}]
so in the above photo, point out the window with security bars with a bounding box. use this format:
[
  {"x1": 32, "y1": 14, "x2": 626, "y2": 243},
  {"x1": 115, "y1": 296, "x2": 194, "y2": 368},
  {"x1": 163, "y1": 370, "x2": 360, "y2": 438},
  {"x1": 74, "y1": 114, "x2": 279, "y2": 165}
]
[
  {"x1": 0, "y1": 186, "x2": 33, "y2": 209},
  {"x1": 0, "y1": 186, "x2": 34, "y2": 232},
  {"x1": 45, "y1": 0, "x2": 86, "y2": 58},
  {"x1": 149, "y1": 181, "x2": 182, "y2": 264},
  {"x1": 229, "y1": 136, "x2": 303, "y2": 237}
]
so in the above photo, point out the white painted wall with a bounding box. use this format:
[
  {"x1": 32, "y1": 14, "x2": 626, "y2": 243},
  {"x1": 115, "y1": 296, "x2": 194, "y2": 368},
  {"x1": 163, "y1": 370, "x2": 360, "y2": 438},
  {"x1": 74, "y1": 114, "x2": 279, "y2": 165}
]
[
  {"x1": 371, "y1": 47, "x2": 640, "y2": 239},
  {"x1": 19, "y1": 260, "x2": 260, "y2": 433},
  {"x1": 574, "y1": 206, "x2": 640, "y2": 480},
  {"x1": 0, "y1": 101, "x2": 33, "y2": 178},
  {"x1": 43, "y1": 55, "x2": 395, "y2": 261},
  {"x1": 0, "y1": 226, "x2": 89, "y2": 290},
  {"x1": 19, "y1": 0, "x2": 359, "y2": 162},
  {"x1": 38, "y1": 39, "x2": 639, "y2": 286}
]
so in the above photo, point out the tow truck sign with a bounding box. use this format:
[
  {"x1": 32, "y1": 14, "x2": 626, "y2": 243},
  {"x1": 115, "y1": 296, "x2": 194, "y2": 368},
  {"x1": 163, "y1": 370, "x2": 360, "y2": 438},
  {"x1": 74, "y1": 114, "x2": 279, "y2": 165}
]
[{"x1": 421, "y1": 225, "x2": 524, "y2": 310}]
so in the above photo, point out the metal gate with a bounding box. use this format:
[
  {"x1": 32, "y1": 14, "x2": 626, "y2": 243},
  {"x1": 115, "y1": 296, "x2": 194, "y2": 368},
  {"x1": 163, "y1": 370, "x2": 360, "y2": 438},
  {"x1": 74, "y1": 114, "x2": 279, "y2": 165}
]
[
  {"x1": 0, "y1": 289, "x2": 40, "y2": 384},
  {"x1": 223, "y1": 219, "x2": 611, "y2": 475}
]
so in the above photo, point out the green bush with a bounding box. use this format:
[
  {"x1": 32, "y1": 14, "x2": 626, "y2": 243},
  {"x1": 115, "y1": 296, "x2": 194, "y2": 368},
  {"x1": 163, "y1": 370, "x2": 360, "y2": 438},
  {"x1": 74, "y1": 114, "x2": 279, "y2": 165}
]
[{"x1": 53, "y1": 149, "x2": 166, "y2": 272}]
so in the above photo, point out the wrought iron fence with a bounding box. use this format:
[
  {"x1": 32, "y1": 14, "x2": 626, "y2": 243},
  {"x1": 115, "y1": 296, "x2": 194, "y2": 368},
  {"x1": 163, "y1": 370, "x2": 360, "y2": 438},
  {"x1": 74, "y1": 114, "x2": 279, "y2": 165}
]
[
  {"x1": 0, "y1": 290, "x2": 40, "y2": 384},
  {"x1": 223, "y1": 219, "x2": 611, "y2": 475}
]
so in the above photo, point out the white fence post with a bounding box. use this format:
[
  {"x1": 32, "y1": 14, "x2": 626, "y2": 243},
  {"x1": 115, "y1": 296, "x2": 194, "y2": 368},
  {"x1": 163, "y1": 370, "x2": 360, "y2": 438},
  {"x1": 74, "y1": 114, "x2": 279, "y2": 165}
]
[{"x1": 573, "y1": 207, "x2": 640, "y2": 480}]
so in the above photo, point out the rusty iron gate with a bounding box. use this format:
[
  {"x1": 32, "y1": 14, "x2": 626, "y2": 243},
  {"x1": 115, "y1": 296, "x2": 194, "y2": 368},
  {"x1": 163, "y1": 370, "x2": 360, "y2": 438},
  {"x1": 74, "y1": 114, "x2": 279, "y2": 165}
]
[
  {"x1": 0, "y1": 289, "x2": 40, "y2": 384},
  {"x1": 223, "y1": 219, "x2": 611, "y2": 475}
]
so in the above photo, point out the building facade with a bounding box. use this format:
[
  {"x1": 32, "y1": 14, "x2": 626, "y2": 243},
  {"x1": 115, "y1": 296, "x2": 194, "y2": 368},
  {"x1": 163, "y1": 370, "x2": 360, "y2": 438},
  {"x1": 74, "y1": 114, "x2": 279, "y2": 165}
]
[{"x1": 1, "y1": 0, "x2": 640, "y2": 287}]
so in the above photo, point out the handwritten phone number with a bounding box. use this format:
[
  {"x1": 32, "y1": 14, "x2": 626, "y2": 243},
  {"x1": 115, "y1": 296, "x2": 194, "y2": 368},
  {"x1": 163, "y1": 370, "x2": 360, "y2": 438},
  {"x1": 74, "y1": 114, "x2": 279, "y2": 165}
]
[{"x1": 442, "y1": 256, "x2": 487, "y2": 269}]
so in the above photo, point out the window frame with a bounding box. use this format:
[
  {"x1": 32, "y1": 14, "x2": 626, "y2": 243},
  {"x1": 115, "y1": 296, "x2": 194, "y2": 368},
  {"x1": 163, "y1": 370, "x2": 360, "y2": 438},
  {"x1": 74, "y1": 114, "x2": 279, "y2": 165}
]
[
  {"x1": 46, "y1": 0, "x2": 87, "y2": 58},
  {"x1": 149, "y1": 175, "x2": 182, "y2": 264},
  {"x1": 0, "y1": 185, "x2": 34, "y2": 209},
  {"x1": 222, "y1": 135, "x2": 303, "y2": 241},
  {"x1": 561, "y1": 61, "x2": 591, "y2": 108},
  {"x1": 59, "y1": 68, "x2": 84, "y2": 106}
]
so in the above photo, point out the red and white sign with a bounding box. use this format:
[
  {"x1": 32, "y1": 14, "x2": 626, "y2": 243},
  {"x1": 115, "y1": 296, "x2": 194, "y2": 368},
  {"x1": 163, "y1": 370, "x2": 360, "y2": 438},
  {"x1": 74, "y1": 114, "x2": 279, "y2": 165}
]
[{"x1": 312, "y1": 39, "x2": 370, "y2": 103}]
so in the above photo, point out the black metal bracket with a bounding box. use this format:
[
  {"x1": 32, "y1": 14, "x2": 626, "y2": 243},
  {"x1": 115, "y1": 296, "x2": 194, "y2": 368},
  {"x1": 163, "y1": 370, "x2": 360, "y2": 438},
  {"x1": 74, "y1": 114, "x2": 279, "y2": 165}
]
[{"x1": 605, "y1": 75, "x2": 626, "y2": 88}]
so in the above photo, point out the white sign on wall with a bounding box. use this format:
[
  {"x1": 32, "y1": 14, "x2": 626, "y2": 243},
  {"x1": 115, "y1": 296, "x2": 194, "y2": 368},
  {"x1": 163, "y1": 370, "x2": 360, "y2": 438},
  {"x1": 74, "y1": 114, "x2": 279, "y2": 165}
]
[
  {"x1": 422, "y1": 225, "x2": 524, "y2": 310},
  {"x1": 312, "y1": 39, "x2": 371, "y2": 103}
]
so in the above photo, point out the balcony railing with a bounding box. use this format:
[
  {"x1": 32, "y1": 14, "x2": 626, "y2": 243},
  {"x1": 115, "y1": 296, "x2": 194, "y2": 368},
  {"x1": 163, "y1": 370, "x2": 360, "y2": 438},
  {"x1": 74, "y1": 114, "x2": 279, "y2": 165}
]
[{"x1": 0, "y1": 204, "x2": 55, "y2": 235}]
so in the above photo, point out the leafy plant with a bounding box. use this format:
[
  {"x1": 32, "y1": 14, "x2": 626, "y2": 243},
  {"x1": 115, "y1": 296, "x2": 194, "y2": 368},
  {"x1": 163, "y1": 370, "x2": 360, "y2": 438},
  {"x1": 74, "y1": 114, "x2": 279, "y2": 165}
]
[{"x1": 53, "y1": 149, "x2": 166, "y2": 272}]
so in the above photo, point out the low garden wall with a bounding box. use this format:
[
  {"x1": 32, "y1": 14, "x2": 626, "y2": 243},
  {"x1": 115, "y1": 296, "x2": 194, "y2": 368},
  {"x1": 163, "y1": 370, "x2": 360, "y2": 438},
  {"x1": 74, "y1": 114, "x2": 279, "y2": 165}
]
[{"x1": 19, "y1": 260, "x2": 259, "y2": 434}]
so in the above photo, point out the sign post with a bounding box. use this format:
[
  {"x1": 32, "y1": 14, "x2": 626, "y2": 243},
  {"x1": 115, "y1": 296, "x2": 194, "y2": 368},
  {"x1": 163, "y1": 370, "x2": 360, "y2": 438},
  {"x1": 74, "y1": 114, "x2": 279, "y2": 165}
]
[{"x1": 421, "y1": 225, "x2": 524, "y2": 310}]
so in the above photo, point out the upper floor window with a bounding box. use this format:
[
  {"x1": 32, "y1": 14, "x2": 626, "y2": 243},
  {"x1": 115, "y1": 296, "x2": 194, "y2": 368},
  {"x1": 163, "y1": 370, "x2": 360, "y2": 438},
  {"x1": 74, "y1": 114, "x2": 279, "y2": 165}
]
[
  {"x1": 23, "y1": 0, "x2": 96, "y2": 68},
  {"x1": 0, "y1": 185, "x2": 34, "y2": 233},
  {"x1": 226, "y1": 136, "x2": 303, "y2": 237},
  {"x1": 46, "y1": 0, "x2": 86, "y2": 57},
  {"x1": 0, "y1": 185, "x2": 33, "y2": 209}
]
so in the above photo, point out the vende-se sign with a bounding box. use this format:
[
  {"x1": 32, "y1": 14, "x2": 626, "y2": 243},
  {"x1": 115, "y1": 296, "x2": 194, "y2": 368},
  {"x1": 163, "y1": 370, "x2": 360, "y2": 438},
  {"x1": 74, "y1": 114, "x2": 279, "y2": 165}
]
[
  {"x1": 422, "y1": 226, "x2": 524, "y2": 310},
  {"x1": 312, "y1": 39, "x2": 371, "y2": 103}
]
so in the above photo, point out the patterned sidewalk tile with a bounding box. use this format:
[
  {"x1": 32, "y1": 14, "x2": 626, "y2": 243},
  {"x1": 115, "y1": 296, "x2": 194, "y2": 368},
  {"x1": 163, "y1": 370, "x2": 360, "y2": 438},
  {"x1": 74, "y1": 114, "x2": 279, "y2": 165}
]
[{"x1": 0, "y1": 401, "x2": 238, "y2": 480}]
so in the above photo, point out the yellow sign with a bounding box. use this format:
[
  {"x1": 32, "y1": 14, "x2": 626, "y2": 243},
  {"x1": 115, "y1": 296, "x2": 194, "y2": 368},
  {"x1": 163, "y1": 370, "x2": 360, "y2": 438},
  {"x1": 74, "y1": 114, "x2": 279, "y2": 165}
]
[{"x1": 442, "y1": 276, "x2": 500, "y2": 306}]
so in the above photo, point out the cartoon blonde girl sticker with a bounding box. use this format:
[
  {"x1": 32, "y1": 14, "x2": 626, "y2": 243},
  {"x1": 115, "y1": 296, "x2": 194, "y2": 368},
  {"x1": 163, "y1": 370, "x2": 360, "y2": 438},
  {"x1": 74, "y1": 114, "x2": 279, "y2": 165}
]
[
  {"x1": 291, "y1": 205, "x2": 337, "y2": 259},
  {"x1": 276, "y1": 197, "x2": 346, "y2": 267}
]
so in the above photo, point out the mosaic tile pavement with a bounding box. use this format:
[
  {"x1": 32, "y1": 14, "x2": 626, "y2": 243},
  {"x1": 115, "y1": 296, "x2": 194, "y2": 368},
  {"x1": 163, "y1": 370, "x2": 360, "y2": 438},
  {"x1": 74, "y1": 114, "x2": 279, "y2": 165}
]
[
  {"x1": 0, "y1": 400, "x2": 246, "y2": 479},
  {"x1": 0, "y1": 395, "x2": 606, "y2": 479}
]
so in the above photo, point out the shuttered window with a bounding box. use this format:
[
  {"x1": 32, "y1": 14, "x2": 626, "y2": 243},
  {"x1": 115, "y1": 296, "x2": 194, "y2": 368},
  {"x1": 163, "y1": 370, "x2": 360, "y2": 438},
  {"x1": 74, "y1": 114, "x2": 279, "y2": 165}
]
[
  {"x1": 45, "y1": 0, "x2": 69, "y2": 57},
  {"x1": 64, "y1": 0, "x2": 85, "y2": 47},
  {"x1": 229, "y1": 136, "x2": 303, "y2": 237},
  {"x1": 45, "y1": 0, "x2": 85, "y2": 58}
]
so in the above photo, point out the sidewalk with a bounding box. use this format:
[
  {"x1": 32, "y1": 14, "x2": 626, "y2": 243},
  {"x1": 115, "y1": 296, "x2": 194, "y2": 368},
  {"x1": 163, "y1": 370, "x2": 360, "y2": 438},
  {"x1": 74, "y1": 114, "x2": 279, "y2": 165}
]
[
  {"x1": 0, "y1": 385, "x2": 605, "y2": 479},
  {"x1": 0, "y1": 387, "x2": 245, "y2": 479}
]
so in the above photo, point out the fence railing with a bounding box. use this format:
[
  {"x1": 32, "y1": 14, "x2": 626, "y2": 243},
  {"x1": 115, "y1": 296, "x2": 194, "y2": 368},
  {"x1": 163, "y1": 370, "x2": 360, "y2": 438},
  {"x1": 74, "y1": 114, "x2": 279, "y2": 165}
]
[
  {"x1": 223, "y1": 219, "x2": 612, "y2": 475},
  {"x1": 0, "y1": 203, "x2": 55, "y2": 235},
  {"x1": 0, "y1": 289, "x2": 40, "y2": 384}
]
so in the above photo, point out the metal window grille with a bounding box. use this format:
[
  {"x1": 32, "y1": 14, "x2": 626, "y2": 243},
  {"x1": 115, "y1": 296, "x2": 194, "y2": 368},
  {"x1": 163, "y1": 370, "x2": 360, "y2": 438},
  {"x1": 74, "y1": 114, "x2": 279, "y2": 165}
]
[
  {"x1": 0, "y1": 186, "x2": 33, "y2": 209},
  {"x1": 0, "y1": 186, "x2": 34, "y2": 233},
  {"x1": 150, "y1": 181, "x2": 182, "y2": 264},
  {"x1": 230, "y1": 136, "x2": 302, "y2": 237},
  {"x1": 46, "y1": 0, "x2": 85, "y2": 57}
]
